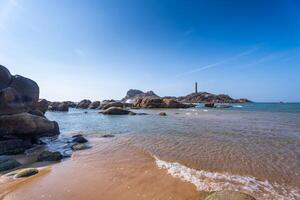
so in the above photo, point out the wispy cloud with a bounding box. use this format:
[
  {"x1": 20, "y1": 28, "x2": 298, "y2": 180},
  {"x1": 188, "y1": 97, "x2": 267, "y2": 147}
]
[{"x1": 176, "y1": 47, "x2": 259, "y2": 77}]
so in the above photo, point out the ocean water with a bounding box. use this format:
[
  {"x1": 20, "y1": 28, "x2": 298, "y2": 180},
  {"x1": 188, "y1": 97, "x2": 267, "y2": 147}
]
[{"x1": 45, "y1": 103, "x2": 300, "y2": 200}]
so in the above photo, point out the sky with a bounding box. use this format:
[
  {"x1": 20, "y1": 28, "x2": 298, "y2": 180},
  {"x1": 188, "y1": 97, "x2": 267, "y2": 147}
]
[{"x1": 0, "y1": 0, "x2": 300, "y2": 102}]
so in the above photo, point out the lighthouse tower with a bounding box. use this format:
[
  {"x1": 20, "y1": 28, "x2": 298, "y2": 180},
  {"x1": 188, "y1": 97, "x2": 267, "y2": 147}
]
[{"x1": 195, "y1": 82, "x2": 198, "y2": 94}]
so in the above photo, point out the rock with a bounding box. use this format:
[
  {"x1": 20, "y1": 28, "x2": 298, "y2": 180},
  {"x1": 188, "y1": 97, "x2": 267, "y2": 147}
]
[
  {"x1": 0, "y1": 113, "x2": 59, "y2": 137},
  {"x1": 177, "y1": 92, "x2": 251, "y2": 104},
  {"x1": 128, "y1": 111, "x2": 136, "y2": 115},
  {"x1": 10, "y1": 75, "x2": 39, "y2": 106},
  {"x1": 37, "y1": 150, "x2": 63, "y2": 162},
  {"x1": 89, "y1": 101, "x2": 100, "y2": 109},
  {"x1": 0, "y1": 156, "x2": 21, "y2": 172},
  {"x1": 100, "y1": 102, "x2": 125, "y2": 110},
  {"x1": 102, "y1": 134, "x2": 115, "y2": 138},
  {"x1": 14, "y1": 168, "x2": 39, "y2": 178},
  {"x1": 35, "y1": 99, "x2": 49, "y2": 114},
  {"x1": 62, "y1": 101, "x2": 77, "y2": 108},
  {"x1": 0, "y1": 138, "x2": 32, "y2": 155},
  {"x1": 133, "y1": 96, "x2": 194, "y2": 109},
  {"x1": 76, "y1": 99, "x2": 91, "y2": 109},
  {"x1": 72, "y1": 135, "x2": 88, "y2": 143},
  {"x1": 71, "y1": 143, "x2": 90, "y2": 151},
  {"x1": 28, "y1": 109, "x2": 45, "y2": 117},
  {"x1": 48, "y1": 102, "x2": 69, "y2": 112},
  {"x1": 100, "y1": 107, "x2": 132, "y2": 115},
  {"x1": 0, "y1": 65, "x2": 12, "y2": 90},
  {"x1": 0, "y1": 87, "x2": 28, "y2": 115},
  {"x1": 205, "y1": 103, "x2": 215, "y2": 108},
  {"x1": 203, "y1": 191, "x2": 256, "y2": 200},
  {"x1": 159, "y1": 112, "x2": 167, "y2": 116},
  {"x1": 122, "y1": 89, "x2": 158, "y2": 103}
]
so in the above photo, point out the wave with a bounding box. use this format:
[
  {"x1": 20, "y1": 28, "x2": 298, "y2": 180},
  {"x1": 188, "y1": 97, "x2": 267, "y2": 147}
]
[
  {"x1": 233, "y1": 105, "x2": 243, "y2": 108},
  {"x1": 153, "y1": 156, "x2": 300, "y2": 200}
]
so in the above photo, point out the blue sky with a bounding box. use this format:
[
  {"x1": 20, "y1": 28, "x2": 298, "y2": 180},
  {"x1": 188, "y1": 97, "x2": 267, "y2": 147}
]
[{"x1": 0, "y1": 0, "x2": 299, "y2": 102}]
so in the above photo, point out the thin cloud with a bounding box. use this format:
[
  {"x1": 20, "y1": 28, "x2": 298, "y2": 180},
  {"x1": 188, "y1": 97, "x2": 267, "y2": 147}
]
[{"x1": 176, "y1": 47, "x2": 259, "y2": 77}]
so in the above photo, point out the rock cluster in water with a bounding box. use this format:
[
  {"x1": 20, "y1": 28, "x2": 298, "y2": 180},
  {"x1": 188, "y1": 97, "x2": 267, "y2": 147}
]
[
  {"x1": 177, "y1": 92, "x2": 251, "y2": 103},
  {"x1": 0, "y1": 65, "x2": 60, "y2": 155}
]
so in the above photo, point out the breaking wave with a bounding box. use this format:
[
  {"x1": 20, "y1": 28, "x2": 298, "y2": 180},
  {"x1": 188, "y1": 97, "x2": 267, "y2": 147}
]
[{"x1": 153, "y1": 156, "x2": 300, "y2": 200}]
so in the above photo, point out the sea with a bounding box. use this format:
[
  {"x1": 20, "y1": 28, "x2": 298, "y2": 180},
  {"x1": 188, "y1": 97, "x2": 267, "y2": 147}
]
[{"x1": 45, "y1": 103, "x2": 300, "y2": 200}]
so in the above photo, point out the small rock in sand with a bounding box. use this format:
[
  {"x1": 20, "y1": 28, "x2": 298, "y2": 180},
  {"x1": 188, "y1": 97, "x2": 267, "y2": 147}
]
[
  {"x1": 14, "y1": 168, "x2": 39, "y2": 178},
  {"x1": 203, "y1": 191, "x2": 256, "y2": 200},
  {"x1": 72, "y1": 135, "x2": 88, "y2": 143},
  {"x1": 102, "y1": 134, "x2": 115, "y2": 138},
  {"x1": 71, "y1": 143, "x2": 90, "y2": 151}
]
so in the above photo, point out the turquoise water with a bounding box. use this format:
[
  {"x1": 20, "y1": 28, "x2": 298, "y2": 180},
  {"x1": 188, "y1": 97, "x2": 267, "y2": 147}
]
[
  {"x1": 196, "y1": 102, "x2": 300, "y2": 114},
  {"x1": 45, "y1": 104, "x2": 300, "y2": 200}
]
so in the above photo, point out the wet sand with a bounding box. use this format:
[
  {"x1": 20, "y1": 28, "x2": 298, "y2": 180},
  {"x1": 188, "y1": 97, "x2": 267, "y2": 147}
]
[{"x1": 0, "y1": 138, "x2": 200, "y2": 200}]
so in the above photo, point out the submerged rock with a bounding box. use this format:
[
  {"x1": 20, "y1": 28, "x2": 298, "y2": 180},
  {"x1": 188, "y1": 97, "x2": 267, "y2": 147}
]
[
  {"x1": 102, "y1": 134, "x2": 115, "y2": 138},
  {"x1": 203, "y1": 191, "x2": 256, "y2": 200},
  {"x1": 204, "y1": 103, "x2": 215, "y2": 108},
  {"x1": 37, "y1": 150, "x2": 63, "y2": 162},
  {"x1": 14, "y1": 168, "x2": 39, "y2": 178},
  {"x1": 100, "y1": 107, "x2": 134, "y2": 115},
  {"x1": 72, "y1": 135, "x2": 88, "y2": 143},
  {"x1": 0, "y1": 156, "x2": 21, "y2": 172},
  {"x1": 0, "y1": 138, "x2": 32, "y2": 155},
  {"x1": 159, "y1": 112, "x2": 167, "y2": 116}
]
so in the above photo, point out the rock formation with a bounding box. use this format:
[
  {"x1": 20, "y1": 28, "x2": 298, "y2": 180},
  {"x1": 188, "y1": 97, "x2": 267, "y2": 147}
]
[
  {"x1": 177, "y1": 92, "x2": 251, "y2": 103},
  {"x1": 48, "y1": 102, "x2": 69, "y2": 112},
  {"x1": 76, "y1": 99, "x2": 91, "y2": 109},
  {"x1": 89, "y1": 101, "x2": 100, "y2": 109},
  {"x1": 133, "y1": 96, "x2": 195, "y2": 109},
  {"x1": 0, "y1": 65, "x2": 60, "y2": 155},
  {"x1": 121, "y1": 89, "x2": 158, "y2": 103}
]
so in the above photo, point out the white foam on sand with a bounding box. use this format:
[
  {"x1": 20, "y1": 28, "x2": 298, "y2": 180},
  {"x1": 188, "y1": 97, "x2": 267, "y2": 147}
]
[{"x1": 153, "y1": 156, "x2": 300, "y2": 200}]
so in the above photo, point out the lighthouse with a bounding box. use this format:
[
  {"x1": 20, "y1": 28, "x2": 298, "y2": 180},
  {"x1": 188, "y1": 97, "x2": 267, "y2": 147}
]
[{"x1": 195, "y1": 82, "x2": 198, "y2": 94}]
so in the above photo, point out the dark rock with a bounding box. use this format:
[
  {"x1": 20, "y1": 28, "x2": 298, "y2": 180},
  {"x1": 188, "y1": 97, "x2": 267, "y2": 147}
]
[
  {"x1": 63, "y1": 101, "x2": 77, "y2": 108},
  {"x1": 203, "y1": 191, "x2": 256, "y2": 200},
  {"x1": 28, "y1": 109, "x2": 45, "y2": 117},
  {"x1": 0, "y1": 156, "x2": 21, "y2": 172},
  {"x1": 102, "y1": 134, "x2": 115, "y2": 138},
  {"x1": 99, "y1": 102, "x2": 125, "y2": 110},
  {"x1": 205, "y1": 103, "x2": 215, "y2": 108},
  {"x1": 0, "y1": 87, "x2": 28, "y2": 115},
  {"x1": 72, "y1": 135, "x2": 88, "y2": 143},
  {"x1": 0, "y1": 138, "x2": 32, "y2": 155},
  {"x1": 48, "y1": 102, "x2": 69, "y2": 112},
  {"x1": 37, "y1": 150, "x2": 63, "y2": 162},
  {"x1": 10, "y1": 75, "x2": 39, "y2": 106},
  {"x1": 100, "y1": 107, "x2": 133, "y2": 115},
  {"x1": 76, "y1": 99, "x2": 91, "y2": 109},
  {"x1": 159, "y1": 112, "x2": 167, "y2": 116},
  {"x1": 35, "y1": 99, "x2": 49, "y2": 114},
  {"x1": 0, "y1": 65, "x2": 12, "y2": 90},
  {"x1": 14, "y1": 168, "x2": 39, "y2": 178},
  {"x1": 0, "y1": 113, "x2": 59, "y2": 137},
  {"x1": 89, "y1": 101, "x2": 100, "y2": 109}
]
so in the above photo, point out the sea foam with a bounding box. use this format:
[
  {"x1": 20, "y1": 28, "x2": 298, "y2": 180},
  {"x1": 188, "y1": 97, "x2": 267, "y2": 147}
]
[{"x1": 153, "y1": 156, "x2": 300, "y2": 200}]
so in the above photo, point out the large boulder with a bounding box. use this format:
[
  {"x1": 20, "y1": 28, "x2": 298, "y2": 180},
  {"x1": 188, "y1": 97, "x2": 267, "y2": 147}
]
[
  {"x1": 76, "y1": 99, "x2": 91, "y2": 109},
  {"x1": 35, "y1": 99, "x2": 49, "y2": 114},
  {"x1": 89, "y1": 101, "x2": 100, "y2": 109},
  {"x1": 0, "y1": 87, "x2": 28, "y2": 115},
  {"x1": 0, "y1": 113, "x2": 59, "y2": 137},
  {"x1": 10, "y1": 75, "x2": 39, "y2": 106},
  {"x1": 0, "y1": 138, "x2": 32, "y2": 155},
  {"x1": 63, "y1": 101, "x2": 77, "y2": 108},
  {"x1": 204, "y1": 191, "x2": 256, "y2": 200},
  {"x1": 0, "y1": 65, "x2": 12, "y2": 90},
  {"x1": 100, "y1": 107, "x2": 134, "y2": 115},
  {"x1": 48, "y1": 102, "x2": 69, "y2": 112},
  {"x1": 100, "y1": 102, "x2": 125, "y2": 110}
]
